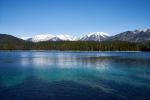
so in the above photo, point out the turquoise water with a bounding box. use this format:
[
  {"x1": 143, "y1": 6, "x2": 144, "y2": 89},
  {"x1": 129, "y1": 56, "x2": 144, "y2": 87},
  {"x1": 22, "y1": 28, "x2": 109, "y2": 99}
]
[{"x1": 0, "y1": 51, "x2": 150, "y2": 100}]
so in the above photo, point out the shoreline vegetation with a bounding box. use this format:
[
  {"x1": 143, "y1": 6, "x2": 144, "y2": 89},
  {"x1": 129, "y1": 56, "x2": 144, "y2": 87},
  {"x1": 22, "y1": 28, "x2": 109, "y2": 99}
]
[
  {"x1": 0, "y1": 41, "x2": 150, "y2": 51},
  {"x1": 0, "y1": 50, "x2": 142, "y2": 52}
]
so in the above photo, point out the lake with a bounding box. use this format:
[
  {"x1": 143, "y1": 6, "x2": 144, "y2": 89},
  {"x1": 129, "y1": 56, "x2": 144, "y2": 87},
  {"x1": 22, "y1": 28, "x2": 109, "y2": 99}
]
[{"x1": 0, "y1": 51, "x2": 150, "y2": 100}]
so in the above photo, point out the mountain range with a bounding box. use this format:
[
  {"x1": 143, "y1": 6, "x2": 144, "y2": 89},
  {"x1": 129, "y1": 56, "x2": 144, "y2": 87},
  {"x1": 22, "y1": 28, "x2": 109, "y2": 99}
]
[
  {"x1": 0, "y1": 28, "x2": 150, "y2": 51},
  {"x1": 0, "y1": 28, "x2": 150, "y2": 43},
  {"x1": 22, "y1": 32, "x2": 109, "y2": 42},
  {"x1": 108, "y1": 29, "x2": 150, "y2": 42},
  {"x1": 20, "y1": 29, "x2": 150, "y2": 42},
  {"x1": 24, "y1": 34, "x2": 77, "y2": 42}
]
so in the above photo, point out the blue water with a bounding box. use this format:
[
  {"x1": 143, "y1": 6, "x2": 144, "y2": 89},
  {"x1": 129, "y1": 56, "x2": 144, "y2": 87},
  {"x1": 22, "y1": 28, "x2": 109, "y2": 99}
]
[{"x1": 0, "y1": 51, "x2": 150, "y2": 100}]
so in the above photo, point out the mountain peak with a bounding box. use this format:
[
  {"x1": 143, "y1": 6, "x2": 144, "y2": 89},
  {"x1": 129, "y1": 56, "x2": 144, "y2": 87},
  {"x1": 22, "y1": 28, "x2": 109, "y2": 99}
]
[
  {"x1": 87, "y1": 32, "x2": 110, "y2": 37},
  {"x1": 109, "y1": 28, "x2": 150, "y2": 42},
  {"x1": 28, "y1": 34, "x2": 55, "y2": 42},
  {"x1": 133, "y1": 28, "x2": 149, "y2": 33},
  {"x1": 56, "y1": 35, "x2": 77, "y2": 41},
  {"x1": 80, "y1": 32, "x2": 110, "y2": 41}
]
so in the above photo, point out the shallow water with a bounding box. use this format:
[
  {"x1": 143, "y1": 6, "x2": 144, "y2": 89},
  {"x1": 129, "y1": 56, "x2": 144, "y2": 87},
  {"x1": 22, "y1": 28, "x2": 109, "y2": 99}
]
[{"x1": 0, "y1": 51, "x2": 150, "y2": 100}]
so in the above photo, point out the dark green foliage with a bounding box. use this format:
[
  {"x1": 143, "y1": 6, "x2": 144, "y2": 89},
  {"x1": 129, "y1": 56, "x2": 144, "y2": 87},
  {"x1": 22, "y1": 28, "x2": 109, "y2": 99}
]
[
  {"x1": 23, "y1": 41, "x2": 149, "y2": 51},
  {"x1": 0, "y1": 34, "x2": 33, "y2": 50},
  {"x1": 0, "y1": 34, "x2": 150, "y2": 51}
]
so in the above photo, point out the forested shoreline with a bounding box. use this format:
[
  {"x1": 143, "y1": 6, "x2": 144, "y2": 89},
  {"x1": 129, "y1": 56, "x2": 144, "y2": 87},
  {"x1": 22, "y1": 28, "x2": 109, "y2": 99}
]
[{"x1": 0, "y1": 41, "x2": 150, "y2": 51}]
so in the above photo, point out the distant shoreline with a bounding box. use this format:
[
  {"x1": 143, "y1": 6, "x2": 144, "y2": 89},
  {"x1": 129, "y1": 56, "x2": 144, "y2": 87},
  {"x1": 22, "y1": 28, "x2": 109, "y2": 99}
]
[{"x1": 0, "y1": 50, "x2": 144, "y2": 52}]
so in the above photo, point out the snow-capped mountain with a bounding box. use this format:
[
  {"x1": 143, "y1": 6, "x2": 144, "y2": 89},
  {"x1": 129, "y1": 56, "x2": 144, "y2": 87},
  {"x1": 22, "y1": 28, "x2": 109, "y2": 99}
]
[
  {"x1": 7, "y1": 28, "x2": 150, "y2": 42},
  {"x1": 27, "y1": 34, "x2": 56, "y2": 42},
  {"x1": 108, "y1": 29, "x2": 150, "y2": 42},
  {"x1": 56, "y1": 35, "x2": 77, "y2": 41},
  {"x1": 22, "y1": 32, "x2": 110, "y2": 42},
  {"x1": 23, "y1": 34, "x2": 77, "y2": 42},
  {"x1": 80, "y1": 32, "x2": 110, "y2": 41}
]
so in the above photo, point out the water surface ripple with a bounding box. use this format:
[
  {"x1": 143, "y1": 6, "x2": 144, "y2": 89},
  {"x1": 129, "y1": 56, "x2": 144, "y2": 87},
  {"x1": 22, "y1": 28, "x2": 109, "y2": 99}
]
[{"x1": 0, "y1": 51, "x2": 150, "y2": 100}]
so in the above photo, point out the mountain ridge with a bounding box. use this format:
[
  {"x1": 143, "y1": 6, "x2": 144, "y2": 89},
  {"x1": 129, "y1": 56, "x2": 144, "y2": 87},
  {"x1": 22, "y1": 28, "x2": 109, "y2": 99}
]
[
  {"x1": 0, "y1": 30, "x2": 150, "y2": 51},
  {"x1": 22, "y1": 32, "x2": 110, "y2": 42},
  {"x1": 1, "y1": 28, "x2": 150, "y2": 43},
  {"x1": 108, "y1": 29, "x2": 150, "y2": 42}
]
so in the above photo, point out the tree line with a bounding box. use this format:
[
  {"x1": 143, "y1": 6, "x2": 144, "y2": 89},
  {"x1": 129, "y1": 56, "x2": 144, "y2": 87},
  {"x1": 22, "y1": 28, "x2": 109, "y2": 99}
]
[{"x1": 0, "y1": 40, "x2": 150, "y2": 51}]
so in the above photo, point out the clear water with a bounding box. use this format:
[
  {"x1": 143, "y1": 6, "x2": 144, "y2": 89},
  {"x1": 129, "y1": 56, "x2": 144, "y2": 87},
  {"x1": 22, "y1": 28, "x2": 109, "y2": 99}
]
[{"x1": 0, "y1": 51, "x2": 150, "y2": 100}]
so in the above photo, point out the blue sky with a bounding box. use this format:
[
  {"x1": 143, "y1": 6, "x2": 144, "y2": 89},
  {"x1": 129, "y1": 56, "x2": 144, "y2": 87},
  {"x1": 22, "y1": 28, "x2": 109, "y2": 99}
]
[{"x1": 0, "y1": 0, "x2": 150, "y2": 37}]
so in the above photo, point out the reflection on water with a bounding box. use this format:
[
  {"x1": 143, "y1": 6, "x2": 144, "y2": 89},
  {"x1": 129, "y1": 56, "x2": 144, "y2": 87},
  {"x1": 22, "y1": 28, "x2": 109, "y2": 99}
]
[{"x1": 0, "y1": 51, "x2": 150, "y2": 100}]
